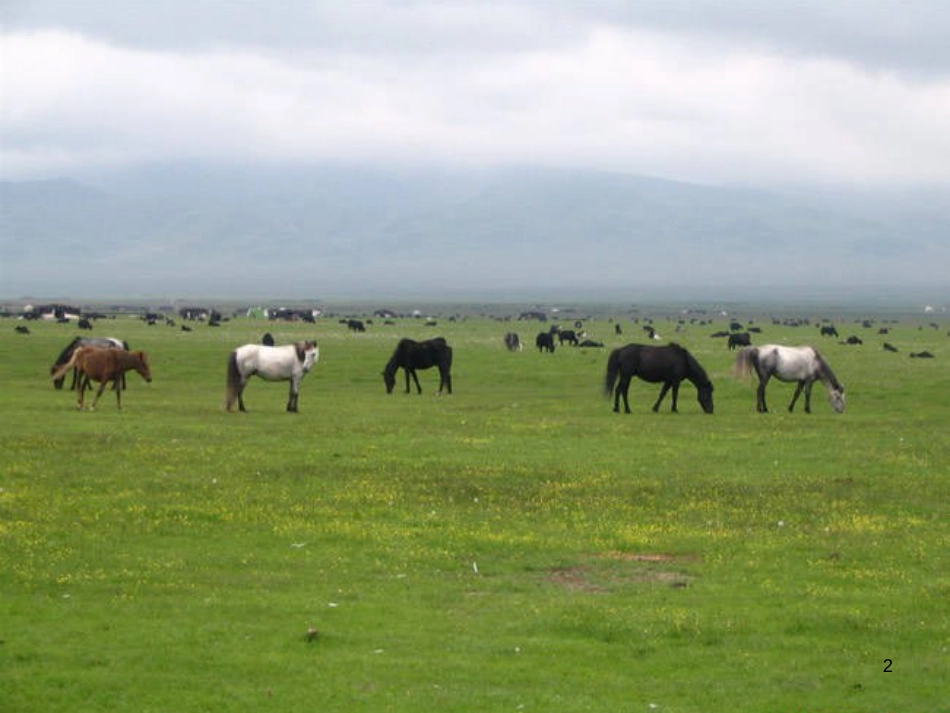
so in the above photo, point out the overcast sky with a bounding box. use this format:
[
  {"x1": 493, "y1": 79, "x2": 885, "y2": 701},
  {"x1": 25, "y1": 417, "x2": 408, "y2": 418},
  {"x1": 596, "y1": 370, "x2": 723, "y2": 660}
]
[{"x1": 3, "y1": 1, "x2": 950, "y2": 188}]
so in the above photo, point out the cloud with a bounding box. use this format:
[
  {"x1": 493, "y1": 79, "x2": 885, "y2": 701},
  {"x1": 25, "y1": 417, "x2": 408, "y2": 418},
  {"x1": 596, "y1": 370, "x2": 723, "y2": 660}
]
[{"x1": 2, "y1": 3, "x2": 950, "y2": 187}]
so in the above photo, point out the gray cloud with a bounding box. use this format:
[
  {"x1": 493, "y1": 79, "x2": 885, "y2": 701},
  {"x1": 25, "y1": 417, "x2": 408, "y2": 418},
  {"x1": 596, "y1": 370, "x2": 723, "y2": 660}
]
[{"x1": 2, "y1": 1, "x2": 950, "y2": 187}]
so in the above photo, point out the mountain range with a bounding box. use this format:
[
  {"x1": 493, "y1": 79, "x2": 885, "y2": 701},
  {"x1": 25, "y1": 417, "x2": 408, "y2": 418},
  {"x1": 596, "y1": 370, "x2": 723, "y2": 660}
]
[{"x1": 1, "y1": 164, "x2": 947, "y2": 300}]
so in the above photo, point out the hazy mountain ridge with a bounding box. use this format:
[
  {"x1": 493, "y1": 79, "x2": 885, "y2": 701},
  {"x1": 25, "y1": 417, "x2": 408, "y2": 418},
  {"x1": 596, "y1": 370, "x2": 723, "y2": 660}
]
[{"x1": 1, "y1": 166, "x2": 947, "y2": 298}]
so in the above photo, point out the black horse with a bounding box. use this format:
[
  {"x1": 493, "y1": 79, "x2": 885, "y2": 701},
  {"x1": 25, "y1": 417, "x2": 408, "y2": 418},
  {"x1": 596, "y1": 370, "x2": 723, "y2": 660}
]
[
  {"x1": 536, "y1": 331, "x2": 556, "y2": 353},
  {"x1": 383, "y1": 337, "x2": 453, "y2": 395},
  {"x1": 605, "y1": 343, "x2": 714, "y2": 414}
]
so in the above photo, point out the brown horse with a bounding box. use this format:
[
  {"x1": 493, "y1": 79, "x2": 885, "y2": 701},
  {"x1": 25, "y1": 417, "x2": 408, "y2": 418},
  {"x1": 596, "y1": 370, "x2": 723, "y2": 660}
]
[{"x1": 51, "y1": 346, "x2": 152, "y2": 410}]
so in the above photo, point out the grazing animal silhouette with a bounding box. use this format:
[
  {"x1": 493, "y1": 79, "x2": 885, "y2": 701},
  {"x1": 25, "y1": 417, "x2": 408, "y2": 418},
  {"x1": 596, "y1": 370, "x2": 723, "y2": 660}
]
[
  {"x1": 605, "y1": 343, "x2": 714, "y2": 414},
  {"x1": 383, "y1": 338, "x2": 453, "y2": 395}
]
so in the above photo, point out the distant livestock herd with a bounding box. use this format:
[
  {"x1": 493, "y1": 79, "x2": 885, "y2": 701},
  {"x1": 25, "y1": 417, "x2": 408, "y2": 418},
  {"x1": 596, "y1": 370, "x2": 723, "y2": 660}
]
[{"x1": 21, "y1": 312, "x2": 943, "y2": 415}]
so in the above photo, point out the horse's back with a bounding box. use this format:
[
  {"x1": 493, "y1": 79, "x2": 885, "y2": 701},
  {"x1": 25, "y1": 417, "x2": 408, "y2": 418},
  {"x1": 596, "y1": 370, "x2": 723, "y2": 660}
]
[
  {"x1": 76, "y1": 346, "x2": 120, "y2": 380},
  {"x1": 757, "y1": 344, "x2": 822, "y2": 381}
]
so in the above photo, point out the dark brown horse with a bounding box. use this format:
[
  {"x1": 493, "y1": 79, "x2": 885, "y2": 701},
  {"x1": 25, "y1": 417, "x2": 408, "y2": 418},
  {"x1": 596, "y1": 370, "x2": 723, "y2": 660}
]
[{"x1": 51, "y1": 346, "x2": 152, "y2": 410}]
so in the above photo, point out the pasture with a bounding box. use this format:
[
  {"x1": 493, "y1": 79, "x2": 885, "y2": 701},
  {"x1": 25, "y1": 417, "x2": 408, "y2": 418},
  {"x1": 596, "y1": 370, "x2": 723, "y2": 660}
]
[{"x1": 1, "y1": 309, "x2": 948, "y2": 712}]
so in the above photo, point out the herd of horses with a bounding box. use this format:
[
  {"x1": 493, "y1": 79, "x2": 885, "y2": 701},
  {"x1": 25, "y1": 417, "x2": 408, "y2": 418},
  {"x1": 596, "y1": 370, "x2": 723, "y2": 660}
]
[{"x1": 47, "y1": 330, "x2": 847, "y2": 415}]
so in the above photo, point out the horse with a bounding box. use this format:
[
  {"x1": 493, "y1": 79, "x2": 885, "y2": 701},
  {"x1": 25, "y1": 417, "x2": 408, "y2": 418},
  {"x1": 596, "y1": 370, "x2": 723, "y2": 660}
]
[
  {"x1": 536, "y1": 331, "x2": 556, "y2": 353},
  {"x1": 50, "y1": 336, "x2": 129, "y2": 390},
  {"x1": 383, "y1": 337, "x2": 453, "y2": 395},
  {"x1": 733, "y1": 344, "x2": 845, "y2": 413},
  {"x1": 225, "y1": 341, "x2": 319, "y2": 412},
  {"x1": 503, "y1": 332, "x2": 522, "y2": 352},
  {"x1": 50, "y1": 346, "x2": 152, "y2": 410},
  {"x1": 605, "y1": 343, "x2": 714, "y2": 414}
]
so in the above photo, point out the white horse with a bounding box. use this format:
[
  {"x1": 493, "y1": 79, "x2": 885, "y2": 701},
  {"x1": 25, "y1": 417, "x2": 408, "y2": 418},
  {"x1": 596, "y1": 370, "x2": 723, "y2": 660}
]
[
  {"x1": 226, "y1": 340, "x2": 319, "y2": 412},
  {"x1": 734, "y1": 344, "x2": 845, "y2": 413}
]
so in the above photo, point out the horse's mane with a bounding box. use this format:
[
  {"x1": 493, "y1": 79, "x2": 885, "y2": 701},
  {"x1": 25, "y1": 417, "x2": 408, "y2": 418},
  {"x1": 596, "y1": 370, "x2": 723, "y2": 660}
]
[
  {"x1": 53, "y1": 336, "x2": 83, "y2": 368},
  {"x1": 682, "y1": 347, "x2": 713, "y2": 387},
  {"x1": 812, "y1": 349, "x2": 844, "y2": 391}
]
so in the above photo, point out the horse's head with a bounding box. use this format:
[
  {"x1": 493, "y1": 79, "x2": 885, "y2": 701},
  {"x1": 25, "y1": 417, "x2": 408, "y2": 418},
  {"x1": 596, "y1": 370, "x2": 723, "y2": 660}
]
[
  {"x1": 136, "y1": 351, "x2": 153, "y2": 383},
  {"x1": 828, "y1": 387, "x2": 845, "y2": 413},
  {"x1": 383, "y1": 368, "x2": 396, "y2": 394},
  {"x1": 697, "y1": 383, "x2": 715, "y2": 414},
  {"x1": 301, "y1": 341, "x2": 320, "y2": 371}
]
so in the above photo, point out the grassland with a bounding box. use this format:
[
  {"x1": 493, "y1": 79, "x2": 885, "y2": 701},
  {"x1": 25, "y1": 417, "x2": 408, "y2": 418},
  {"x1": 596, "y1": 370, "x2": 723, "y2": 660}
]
[{"x1": 1, "y1": 307, "x2": 948, "y2": 712}]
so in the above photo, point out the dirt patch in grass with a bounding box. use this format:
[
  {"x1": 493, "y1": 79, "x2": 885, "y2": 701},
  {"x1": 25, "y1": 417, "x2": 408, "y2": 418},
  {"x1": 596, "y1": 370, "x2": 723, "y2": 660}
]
[{"x1": 547, "y1": 552, "x2": 698, "y2": 592}]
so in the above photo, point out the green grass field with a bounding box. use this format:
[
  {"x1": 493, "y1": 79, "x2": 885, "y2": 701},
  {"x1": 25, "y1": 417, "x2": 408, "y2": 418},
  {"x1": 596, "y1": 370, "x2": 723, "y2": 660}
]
[{"x1": 1, "y1": 308, "x2": 948, "y2": 712}]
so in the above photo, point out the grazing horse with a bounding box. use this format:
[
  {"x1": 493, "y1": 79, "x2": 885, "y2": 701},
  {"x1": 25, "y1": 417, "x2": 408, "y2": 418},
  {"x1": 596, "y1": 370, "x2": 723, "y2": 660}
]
[
  {"x1": 226, "y1": 341, "x2": 319, "y2": 412},
  {"x1": 734, "y1": 344, "x2": 845, "y2": 413},
  {"x1": 51, "y1": 346, "x2": 151, "y2": 410},
  {"x1": 383, "y1": 337, "x2": 453, "y2": 395},
  {"x1": 503, "y1": 332, "x2": 523, "y2": 352},
  {"x1": 50, "y1": 336, "x2": 129, "y2": 390},
  {"x1": 605, "y1": 343, "x2": 714, "y2": 414}
]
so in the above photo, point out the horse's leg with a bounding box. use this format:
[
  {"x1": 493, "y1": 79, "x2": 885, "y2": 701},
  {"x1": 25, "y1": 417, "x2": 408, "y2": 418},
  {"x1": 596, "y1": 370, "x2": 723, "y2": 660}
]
[
  {"x1": 411, "y1": 370, "x2": 422, "y2": 394},
  {"x1": 77, "y1": 378, "x2": 87, "y2": 410},
  {"x1": 616, "y1": 374, "x2": 633, "y2": 413},
  {"x1": 803, "y1": 381, "x2": 814, "y2": 413},
  {"x1": 403, "y1": 368, "x2": 412, "y2": 394},
  {"x1": 115, "y1": 378, "x2": 123, "y2": 410},
  {"x1": 441, "y1": 365, "x2": 452, "y2": 394},
  {"x1": 237, "y1": 379, "x2": 248, "y2": 412},
  {"x1": 652, "y1": 382, "x2": 672, "y2": 412},
  {"x1": 788, "y1": 381, "x2": 806, "y2": 412},
  {"x1": 91, "y1": 380, "x2": 109, "y2": 411},
  {"x1": 756, "y1": 378, "x2": 769, "y2": 412},
  {"x1": 286, "y1": 377, "x2": 299, "y2": 412}
]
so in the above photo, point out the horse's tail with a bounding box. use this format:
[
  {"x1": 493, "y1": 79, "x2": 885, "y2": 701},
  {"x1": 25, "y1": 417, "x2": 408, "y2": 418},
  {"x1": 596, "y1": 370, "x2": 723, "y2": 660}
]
[
  {"x1": 604, "y1": 348, "x2": 621, "y2": 397},
  {"x1": 733, "y1": 346, "x2": 756, "y2": 379},
  {"x1": 51, "y1": 347, "x2": 83, "y2": 383},
  {"x1": 51, "y1": 337, "x2": 83, "y2": 388},
  {"x1": 225, "y1": 350, "x2": 240, "y2": 411}
]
